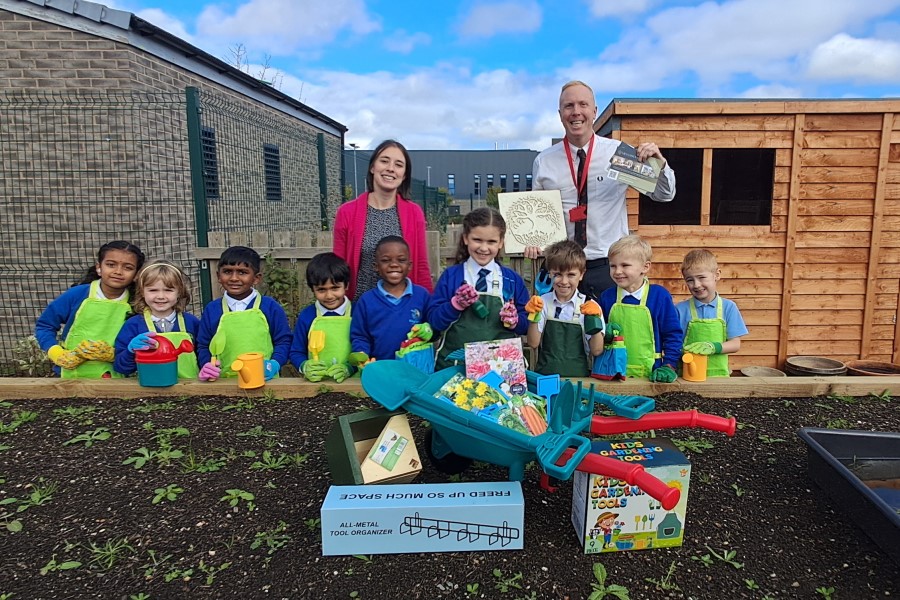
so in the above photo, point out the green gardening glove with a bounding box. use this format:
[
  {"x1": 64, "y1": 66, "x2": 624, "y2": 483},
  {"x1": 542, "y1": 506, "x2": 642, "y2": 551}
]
[
  {"x1": 604, "y1": 322, "x2": 622, "y2": 344},
  {"x1": 301, "y1": 360, "x2": 328, "y2": 382},
  {"x1": 349, "y1": 352, "x2": 371, "y2": 367},
  {"x1": 683, "y1": 341, "x2": 722, "y2": 355},
  {"x1": 75, "y1": 339, "x2": 115, "y2": 362},
  {"x1": 650, "y1": 365, "x2": 677, "y2": 383},
  {"x1": 325, "y1": 363, "x2": 351, "y2": 383}
]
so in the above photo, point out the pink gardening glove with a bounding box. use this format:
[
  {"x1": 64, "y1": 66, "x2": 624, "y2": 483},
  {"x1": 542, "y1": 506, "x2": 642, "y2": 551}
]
[
  {"x1": 450, "y1": 282, "x2": 479, "y2": 311},
  {"x1": 500, "y1": 299, "x2": 518, "y2": 329},
  {"x1": 198, "y1": 359, "x2": 221, "y2": 382}
]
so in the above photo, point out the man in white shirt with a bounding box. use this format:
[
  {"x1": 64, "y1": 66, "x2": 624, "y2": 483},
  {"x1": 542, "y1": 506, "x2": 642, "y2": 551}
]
[{"x1": 527, "y1": 81, "x2": 676, "y2": 298}]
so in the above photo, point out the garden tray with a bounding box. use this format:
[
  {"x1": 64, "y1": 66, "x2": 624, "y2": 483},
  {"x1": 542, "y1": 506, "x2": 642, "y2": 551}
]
[{"x1": 797, "y1": 427, "x2": 900, "y2": 565}]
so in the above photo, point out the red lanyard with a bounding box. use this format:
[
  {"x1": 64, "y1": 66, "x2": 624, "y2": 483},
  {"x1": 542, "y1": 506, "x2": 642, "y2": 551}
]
[{"x1": 564, "y1": 136, "x2": 594, "y2": 197}]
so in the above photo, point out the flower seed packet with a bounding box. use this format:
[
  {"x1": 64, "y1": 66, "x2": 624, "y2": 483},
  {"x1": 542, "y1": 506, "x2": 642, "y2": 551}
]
[{"x1": 464, "y1": 338, "x2": 527, "y2": 396}]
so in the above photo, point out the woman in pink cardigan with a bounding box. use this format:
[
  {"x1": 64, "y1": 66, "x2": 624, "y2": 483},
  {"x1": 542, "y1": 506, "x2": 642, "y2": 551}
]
[{"x1": 333, "y1": 139, "x2": 434, "y2": 300}]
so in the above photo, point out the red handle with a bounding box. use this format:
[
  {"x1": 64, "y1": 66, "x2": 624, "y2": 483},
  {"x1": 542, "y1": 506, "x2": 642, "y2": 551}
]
[
  {"x1": 557, "y1": 450, "x2": 681, "y2": 510},
  {"x1": 590, "y1": 410, "x2": 736, "y2": 437}
]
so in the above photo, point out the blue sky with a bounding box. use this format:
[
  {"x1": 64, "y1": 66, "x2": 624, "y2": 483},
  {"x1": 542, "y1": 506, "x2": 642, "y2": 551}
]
[{"x1": 110, "y1": 0, "x2": 900, "y2": 150}]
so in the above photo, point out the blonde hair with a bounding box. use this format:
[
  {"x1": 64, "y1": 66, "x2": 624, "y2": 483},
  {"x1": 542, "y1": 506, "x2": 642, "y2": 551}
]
[
  {"x1": 608, "y1": 235, "x2": 652, "y2": 263},
  {"x1": 543, "y1": 239, "x2": 586, "y2": 273},
  {"x1": 559, "y1": 80, "x2": 595, "y2": 107},
  {"x1": 132, "y1": 261, "x2": 191, "y2": 314},
  {"x1": 681, "y1": 249, "x2": 719, "y2": 273}
]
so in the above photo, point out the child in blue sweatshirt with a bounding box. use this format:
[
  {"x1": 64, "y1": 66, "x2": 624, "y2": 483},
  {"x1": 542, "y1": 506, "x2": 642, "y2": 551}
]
[
  {"x1": 351, "y1": 236, "x2": 431, "y2": 361},
  {"x1": 196, "y1": 246, "x2": 292, "y2": 381},
  {"x1": 290, "y1": 252, "x2": 354, "y2": 382}
]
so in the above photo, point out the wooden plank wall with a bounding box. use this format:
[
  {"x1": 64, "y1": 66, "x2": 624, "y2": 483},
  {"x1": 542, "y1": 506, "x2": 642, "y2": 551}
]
[{"x1": 612, "y1": 108, "x2": 900, "y2": 370}]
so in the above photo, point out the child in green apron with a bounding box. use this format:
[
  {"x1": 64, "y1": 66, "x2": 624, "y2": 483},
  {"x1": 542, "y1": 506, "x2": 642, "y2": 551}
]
[
  {"x1": 431, "y1": 208, "x2": 530, "y2": 370},
  {"x1": 113, "y1": 261, "x2": 200, "y2": 379},
  {"x1": 675, "y1": 249, "x2": 749, "y2": 377},
  {"x1": 196, "y1": 246, "x2": 292, "y2": 381},
  {"x1": 526, "y1": 240, "x2": 604, "y2": 377},
  {"x1": 290, "y1": 252, "x2": 354, "y2": 383},
  {"x1": 598, "y1": 235, "x2": 683, "y2": 382},
  {"x1": 36, "y1": 240, "x2": 145, "y2": 379}
]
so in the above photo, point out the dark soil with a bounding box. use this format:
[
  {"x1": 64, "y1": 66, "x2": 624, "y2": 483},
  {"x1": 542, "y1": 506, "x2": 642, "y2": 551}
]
[{"x1": 1, "y1": 389, "x2": 898, "y2": 600}]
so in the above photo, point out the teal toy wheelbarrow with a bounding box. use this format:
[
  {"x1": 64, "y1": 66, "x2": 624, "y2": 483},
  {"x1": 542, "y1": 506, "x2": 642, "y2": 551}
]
[{"x1": 361, "y1": 360, "x2": 736, "y2": 511}]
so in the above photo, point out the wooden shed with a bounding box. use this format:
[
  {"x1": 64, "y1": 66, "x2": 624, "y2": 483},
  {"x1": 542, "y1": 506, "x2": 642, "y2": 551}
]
[{"x1": 595, "y1": 99, "x2": 900, "y2": 371}]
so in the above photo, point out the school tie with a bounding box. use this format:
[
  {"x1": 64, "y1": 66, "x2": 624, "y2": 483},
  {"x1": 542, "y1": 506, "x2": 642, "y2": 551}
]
[
  {"x1": 554, "y1": 306, "x2": 563, "y2": 319},
  {"x1": 575, "y1": 148, "x2": 588, "y2": 248},
  {"x1": 156, "y1": 319, "x2": 172, "y2": 333},
  {"x1": 475, "y1": 268, "x2": 490, "y2": 292},
  {"x1": 324, "y1": 311, "x2": 339, "y2": 317}
]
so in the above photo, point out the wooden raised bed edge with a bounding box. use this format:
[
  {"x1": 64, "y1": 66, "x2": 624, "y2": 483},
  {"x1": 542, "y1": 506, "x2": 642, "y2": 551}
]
[{"x1": 2, "y1": 376, "x2": 900, "y2": 401}]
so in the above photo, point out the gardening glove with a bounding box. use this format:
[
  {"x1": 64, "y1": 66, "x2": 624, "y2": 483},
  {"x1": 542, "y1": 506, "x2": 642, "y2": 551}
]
[
  {"x1": 450, "y1": 282, "x2": 479, "y2": 311},
  {"x1": 580, "y1": 300, "x2": 601, "y2": 316},
  {"x1": 604, "y1": 322, "x2": 622, "y2": 344},
  {"x1": 198, "y1": 360, "x2": 221, "y2": 381},
  {"x1": 301, "y1": 359, "x2": 328, "y2": 382},
  {"x1": 75, "y1": 339, "x2": 114, "y2": 362},
  {"x1": 683, "y1": 341, "x2": 722, "y2": 355},
  {"x1": 500, "y1": 299, "x2": 519, "y2": 329},
  {"x1": 534, "y1": 267, "x2": 554, "y2": 296},
  {"x1": 525, "y1": 295, "x2": 544, "y2": 322},
  {"x1": 326, "y1": 362, "x2": 351, "y2": 383},
  {"x1": 127, "y1": 331, "x2": 158, "y2": 353},
  {"x1": 47, "y1": 344, "x2": 85, "y2": 370},
  {"x1": 349, "y1": 352, "x2": 370, "y2": 367},
  {"x1": 650, "y1": 365, "x2": 678, "y2": 383},
  {"x1": 263, "y1": 359, "x2": 280, "y2": 381},
  {"x1": 407, "y1": 322, "x2": 433, "y2": 343}
]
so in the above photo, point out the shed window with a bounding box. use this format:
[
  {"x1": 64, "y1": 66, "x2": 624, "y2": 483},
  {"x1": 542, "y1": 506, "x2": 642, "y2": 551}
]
[
  {"x1": 474, "y1": 174, "x2": 481, "y2": 197},
  {"x1": 448, "y1": 174, "x2": 455, "y2": 196},
  {"x1": 639, "y1": 148, "x2": 774, "y2": 226},
  {"x1": 201, "y1": 126, "x2": 220, "y2": 200},
  {"x1": 263, "y1": 143, "x2": 282, "y2": 202},
  {"x1": 500, "y1": 174, "x2": 507, "y2": 191},
  {"x1": 513, "y1": 174, "x2": 520, "y2": 192},
  {"x1": 525, "y1": 173, "x2": 533, "y2": 191}
]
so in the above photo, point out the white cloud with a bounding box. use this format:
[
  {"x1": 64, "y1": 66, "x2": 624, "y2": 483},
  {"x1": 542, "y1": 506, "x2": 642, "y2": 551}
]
[
  {"x1": 132, "y1": 8, "x2": 194, "y2": 43},
  {"x1": 195, "y1": 0, "x2": 380, "y2": 56},
  {"x1": 456, "y1": 1, "x2": 542, "y2": 40},
  {"x1": 585, "y1": 0, "x2": 656, "y2": 18},
  {"x1": 384, "y1": 31, "x2": 432, "y2": 54},
  {"x1": 807, "y1": 33, "x2": 900, "y2": 82},
  {"x1": 738, "y1": 83, "x2": 803, "y2": 98}
]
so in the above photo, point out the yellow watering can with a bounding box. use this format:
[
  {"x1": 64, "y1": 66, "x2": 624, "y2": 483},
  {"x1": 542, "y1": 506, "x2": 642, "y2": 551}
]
[
  {"x1": 231, "y1": 352, "x2": 265, "y2": 389},
  {"x1": 682, "y1": 352, "x2": 708, "y2": 382}
]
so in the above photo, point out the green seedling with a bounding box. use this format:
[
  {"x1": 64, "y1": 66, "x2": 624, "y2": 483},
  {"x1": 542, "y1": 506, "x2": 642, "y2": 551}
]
[
  {"x1": 251, "y1": 520, "x2": 291, "y2": 555},
  {"x1": 52, "y1": 405, "x2": 98, "y2": 425},
  {"x1": 304, "y1": 517, "x2": 321, "y2": 530},
  {"x1": 757, "y1": 434, "x2": 786, "y2": 444},
  {"x1": 744, "y1": 579, "x2": 760, "y2": 590},
  {"x1": 197, "y1": 401, "x2": 217, "y2": 412},
  {"x1": 131, "y1": 400, "x2": 178, "y2": 414},
  {"x1": 151, "y1": 484, "x2": 184, "y2": 504},
  {"x1": 869, "y1": 389, "x2": 892, "y2": 402},
  {"x1": 63, "y1": 427, "x2": 110, "y2": 448},
  {"x1": 730, "y1": 483, "x2": 746, "y2": 497},
  {"x1": 261, "y1": 388, "x2": 280, "y2": 403},
  {"x1": 466, "y1": 582, "x2": 480, "y2": 595},
  {"x1": 222, "y1": 397, "x2": 256, "y2": 412},
  {"x1": 698, "y1": 472, "x2": 713, "y2": 485},
  {"x1": 764, "y1": 408, "x2": 779, "y2": 417},
  {"x1": 691, "y1": 552, "x2": 714, "y2": 568},
  {"x1": 492, "y1": 569, "x2": 523, "y2": 593},
  {"x1": 352, "y1": 554, "x2": 373, "y2": 563},
  {"x1": 671, "y1": 436, "x2": 714, "y2": 454},
  {"x1": 703, "y1": 545, "x2": 744, "y2": 569},
  {"x1": 123, "y1": 448, "x2": 156, "y2": 470},
  {"x1": 179, "y1": 449, "x2": 226, "y2": 474},
  {"x1": 237, "y1": 425, "x2": 278, "y2": 438},
  {"x1": 86, "y1": 537, "x2": 135, "y2": 570},
  {"x1": 164, "y1": 567, "x2": 194, "y2": 582},
  {"x1": 0, "y1": 410, "x2": 39, "y2": 434},
  {"x1": 0, "y1": 445, "x2": 10, "y2": 453},
  {"x1": 129, "y1": 594, "x2": 151, "y2": 600},
  {"x1": 250, "y1": 450, "x2": 290, "y2": 471},
  {"x1": 588, "y1": 562, "x2": 630, "y2": 599},
  {"x1": 816, "y1": 586, "x2": 836, "y2": 599},
  {"x1": 1, "y1": 497, "x2": 24, "y2": 533},
  {"x1": 781, "y1": 399, "x2": 796, "y2": 407},
  {"x1": 141, "y1": 548, "x2": 173, "y2": 578},
  {"x1": 644, "y1": 560, "x2": 680, "y2": 592},
  {"x1": 826, "y1": 418, "x2": 851, "y2": 429},
  {"x1": 39, "y1": 555, "x2": 82, "y2": 575},
  {"x1": 220, "y1": 489, "x2": 255, "y2": 511},
  {"x1": 813, "y1": 403, "x2": 834, "y2": 411},
  {"x1": 197, "y1": 559, "x2": 231, "y2": 585},
  {"x1": 827, "y1": 392, "x2": 856, "y2": 404}
]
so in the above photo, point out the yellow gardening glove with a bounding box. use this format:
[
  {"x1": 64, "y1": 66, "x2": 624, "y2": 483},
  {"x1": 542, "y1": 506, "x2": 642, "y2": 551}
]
[
  {"x1": 47, "y1": 345, "x2": 85, "y2": 370},
  {"x1": 525, "y1": 295, "x2": 543, "y2": 322},
  {"x1": 75, "y1": 339, "x2": 115, "y2": 362},
  {"x1": 580, "y1": 299, "x2": 601, "y2": 316}
]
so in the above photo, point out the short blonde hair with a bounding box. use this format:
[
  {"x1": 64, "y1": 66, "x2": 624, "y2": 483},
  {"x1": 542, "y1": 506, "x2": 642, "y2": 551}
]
[
  {"x1": 132, "y1": 261, "x2": 192, "y2": 314},
  {"x1": 559, "y1": 80, "x2": 595, "y2": 107},
  {"x1": 544, "y1": 239, "x2": 587, "y2": 273},
  {"x1": 608, "y1": 235, "x2": 652, "y2": 263},
  {"x1": 681, "y1": 249, "x2": 719, "y2": 273}
]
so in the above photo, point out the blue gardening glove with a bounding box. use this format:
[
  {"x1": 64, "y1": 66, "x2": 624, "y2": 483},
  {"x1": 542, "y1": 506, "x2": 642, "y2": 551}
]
[
  {"x1": 128, "y1": 331, "x2": 158, "y2": 353},
  {"x1": 683, "y1": 341, "x2": 722, "y2": 355},
  {"x1": 263, "y1": 359, "x2": 280, "y2": 381},
  {"x1": 325, "y1": 362, "x2": 351, "y2": 383},
  {"x1": 650, "y1": 365, "x2": 677, "y2": 383},
  {"x1": 604, "y1": 322, "x2": 622, "y2": 344},
  {"x1": 301, "y1": 360, "x2": 328, "y2": 382}
]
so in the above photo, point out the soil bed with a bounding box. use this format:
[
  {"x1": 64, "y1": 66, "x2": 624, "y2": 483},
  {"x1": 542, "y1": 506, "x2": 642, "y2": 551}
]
[{"x1": 0, "y1": 389, "x2": 898, "y2": 599}]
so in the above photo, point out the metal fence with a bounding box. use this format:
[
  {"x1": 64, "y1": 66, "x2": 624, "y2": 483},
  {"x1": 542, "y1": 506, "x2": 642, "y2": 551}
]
[{"x1": 0, "y1": 88, "x2": 337, "y2": 373}]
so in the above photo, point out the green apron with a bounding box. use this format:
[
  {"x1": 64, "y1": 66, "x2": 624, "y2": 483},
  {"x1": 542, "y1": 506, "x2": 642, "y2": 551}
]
[
  {"x1": 62, "y1": 280, "x2": 130, "y2": 379},
  {"x1": 142, "y1": 311, "x2": 199, "y2": 380},
  {"x1": 308, "y1": 304, "x2": 352, "y2": 366},
  {"x1": 214, "y1": 297, "x2": 274, "y2": 378},
  {"x1": 607, "y1": 280, "x2": 660, "y2": 379},
  {"x1": 536, "y1": 295, "x2": 590, "y2": 377},
  {"x1": 436, "y1": 289, "x2": 514, "y2": 371},
  {"x1": 684, "y1": 298, "x2": 729, "y2": 377}
]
